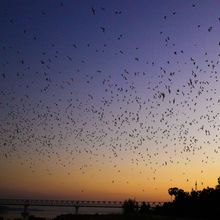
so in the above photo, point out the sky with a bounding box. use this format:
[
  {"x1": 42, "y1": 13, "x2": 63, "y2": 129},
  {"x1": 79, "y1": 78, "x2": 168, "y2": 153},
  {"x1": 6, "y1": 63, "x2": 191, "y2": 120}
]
[{"x1": 1, "y1": 0, "x2": 220, "y2": 202}]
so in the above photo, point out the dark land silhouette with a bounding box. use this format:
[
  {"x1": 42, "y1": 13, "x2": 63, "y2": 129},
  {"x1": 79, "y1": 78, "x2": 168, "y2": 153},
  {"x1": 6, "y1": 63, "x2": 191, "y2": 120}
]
[
  {"x1": 1, "y1": 177, "x2": 220, "y2": 220},
  {"x1": 155, "y1": 176, "x2": 220, "y2": 219}
]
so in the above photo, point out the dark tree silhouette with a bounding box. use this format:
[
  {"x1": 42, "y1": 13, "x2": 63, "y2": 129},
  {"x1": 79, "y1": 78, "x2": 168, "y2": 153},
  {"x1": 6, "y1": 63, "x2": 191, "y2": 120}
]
[
  {"x1": 168, "y1": 187, "x2": 179, "y2": 200},
  {"x1": 160, "y1": 177, "x2": 220, "y2": 218},
  {"x1": 216, "y1": 176, "x2": 220, "y2": 190}
]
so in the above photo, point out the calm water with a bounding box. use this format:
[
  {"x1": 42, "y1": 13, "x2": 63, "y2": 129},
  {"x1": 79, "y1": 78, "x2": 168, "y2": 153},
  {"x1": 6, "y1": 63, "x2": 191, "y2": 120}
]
[{"x1": 0, "y1": 206, "x2": 122, "y2": 219}]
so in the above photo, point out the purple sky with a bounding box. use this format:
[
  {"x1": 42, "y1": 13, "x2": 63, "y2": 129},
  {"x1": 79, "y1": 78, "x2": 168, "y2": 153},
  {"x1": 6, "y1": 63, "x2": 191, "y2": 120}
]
[{"x1": 1, "y1": 0, "x2": 220, "y2": 200}]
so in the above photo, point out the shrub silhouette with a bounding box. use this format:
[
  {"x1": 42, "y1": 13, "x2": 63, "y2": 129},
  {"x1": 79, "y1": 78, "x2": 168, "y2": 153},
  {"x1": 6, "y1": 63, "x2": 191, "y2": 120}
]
[
  {"x1": 139, "y1": 201, "x2": 150, "y2": 215},
  {"x1": 122, "y1": 199, "x2": 138, "y2": 215}
]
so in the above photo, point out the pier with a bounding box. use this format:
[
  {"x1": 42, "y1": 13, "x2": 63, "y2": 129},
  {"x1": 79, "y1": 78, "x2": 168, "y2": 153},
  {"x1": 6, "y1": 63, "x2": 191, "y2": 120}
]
[{"x1": 0, "y1": 199, "x2": 164, "y2": 215}]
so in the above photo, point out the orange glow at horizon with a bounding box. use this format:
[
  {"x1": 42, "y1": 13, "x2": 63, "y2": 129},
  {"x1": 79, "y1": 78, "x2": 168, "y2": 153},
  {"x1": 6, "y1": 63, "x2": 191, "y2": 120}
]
[{"x1": 1, "y1": 154, "x2": 219, "y2": 202}]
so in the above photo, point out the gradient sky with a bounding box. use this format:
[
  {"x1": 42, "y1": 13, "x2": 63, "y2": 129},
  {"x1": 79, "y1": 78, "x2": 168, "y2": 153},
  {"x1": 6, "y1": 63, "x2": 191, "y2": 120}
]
[{"x1": 1, "y1": 0, "x2": 220, "y2": 202}]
